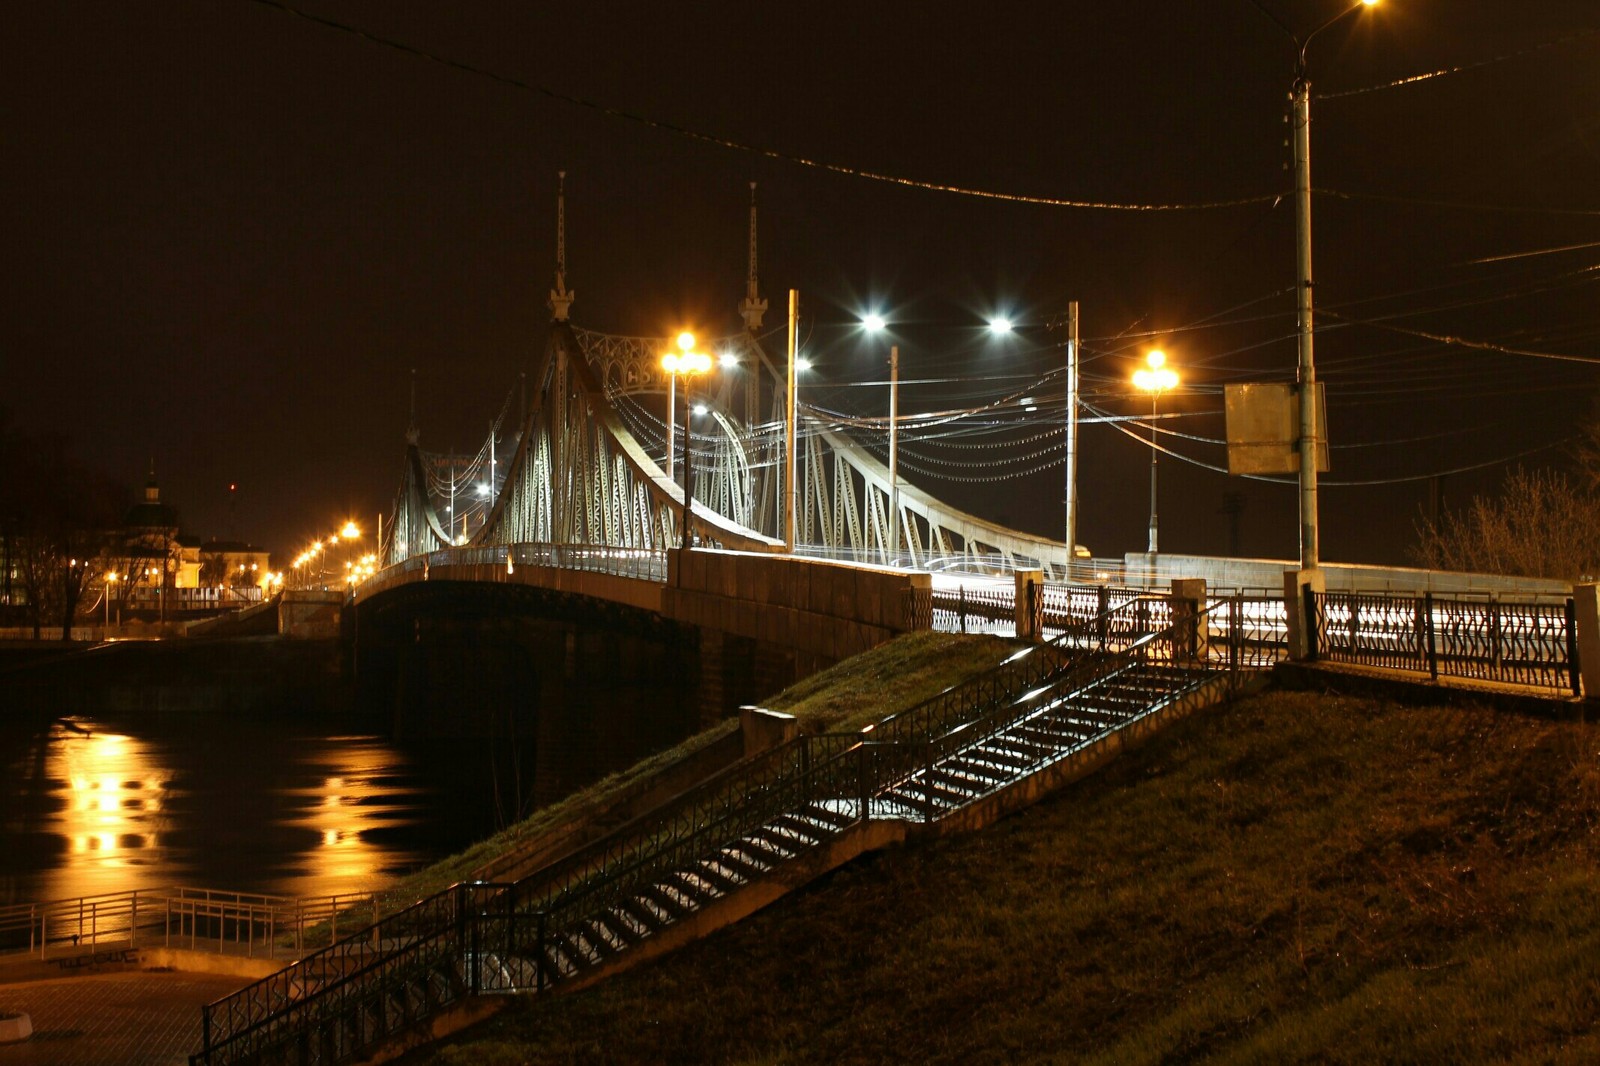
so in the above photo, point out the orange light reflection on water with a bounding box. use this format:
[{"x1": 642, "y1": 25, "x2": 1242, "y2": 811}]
[
  {"x1": 56, "y1": 724, "x2": 168, "y2": 896},
  {"x1": 35, "y1": 723, "x2": 426, "y2": 903}
]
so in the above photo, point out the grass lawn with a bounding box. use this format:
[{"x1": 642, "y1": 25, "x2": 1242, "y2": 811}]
[
  {"x1": 377, "y1": 631, "x2": 1019, "y2": 908},
  {"x1": 406, "y1": 689, "x2": 1600, "y2": 1065}
]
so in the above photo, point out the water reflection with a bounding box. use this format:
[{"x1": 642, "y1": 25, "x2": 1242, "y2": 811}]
[
  {"x1": 0, "y1": 714, "x2": 522, "y2": 907},
  {"x1": 61, "y1": 727, "x2": 168, "y2": 872}
]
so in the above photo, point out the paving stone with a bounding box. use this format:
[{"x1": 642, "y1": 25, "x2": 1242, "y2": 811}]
[{"x1": 0, "y1": 971, "x2": 247, "y2": 1066}]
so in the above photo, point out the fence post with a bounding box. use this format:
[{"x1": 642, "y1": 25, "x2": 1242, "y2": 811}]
[
  {"x1": 1573, "y1": 585, "x2": 1600, "y2": 700},
  {"x1": 1230, "y1": 592, "x2": 1243, "y2": 675},
  {"x1": 505, "y1": 885, "x2": 517, "y2": 984},
  {"x1": 1490, "y1": 596, "x2": 1503, "y2": 671},
  {"x1": 1170, "y1": 579, "x2": 1206, "y2": 664},
  {"x1": 468, "y1": 888, "x2": 481, "y2": 996},
  {"x1": 1424, "y1": 592, "x2": 1438, "y2": 680},
  {"x1": 1014, "y1": 570, "x2": 1044, "y2": 642},
  {"x1": 1283, "y1": 568, "x2": 1324, "y2": 660},
  {"x1": 1304, "y1": 585, "x2": 1319, "y2": 660},
  {"x1": 857, "y1": 744, "x2": 871, "y2": 823},
  {"x1": 536, "y1": 911, "x2": 548, "y2": 993},
  {"x1": 1096, "y1": 586, "x2": 1110, "y2": 649},
  {"x1": 1567, "y1": 597, "x2": 1581, "y2": 697},
  {"x1": 923, "y1": 740, "x2": 935, "y2": 824}
]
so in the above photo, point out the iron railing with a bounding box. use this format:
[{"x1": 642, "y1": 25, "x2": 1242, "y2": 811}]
[
  {"x1": 1309, "y1": 590, "x2": 1580, "y2": 696},
  {"x1": 931, "y1": 583, "x2": 1014, "y2": 632},
  {"x1": 194, "y1": 599, "x2": 1237, "y2": 1066},
  {"x1": 0, "y1": 888, "x2": 376, "y2": 964}
]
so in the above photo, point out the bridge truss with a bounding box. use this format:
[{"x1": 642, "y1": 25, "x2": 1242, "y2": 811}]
[{"x1": 384, "y1": 318, "x2": 1084, "y2": 578}]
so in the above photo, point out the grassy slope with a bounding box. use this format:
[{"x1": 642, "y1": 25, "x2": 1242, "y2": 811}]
[
  {"x1": 412, "y1": 690, "x2": 1600, "y2": 1065},
  {"x1": 379, "y1": 632, "x2": 1018, "y2": 907}
]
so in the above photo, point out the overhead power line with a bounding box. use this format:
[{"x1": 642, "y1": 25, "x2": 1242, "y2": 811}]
[
  {"x1": 1321, "y1": 309, "x2": 1600, "y2": 366},
  {"x1": 1318, "y1": 27, "x2": 1600, "y2": 99},
  {"x1": 242, "y1": 0, "x2": 1278, "y2": 212}
]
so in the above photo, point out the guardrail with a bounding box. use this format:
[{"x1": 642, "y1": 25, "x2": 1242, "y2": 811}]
[
  {"x1": 0, "y1": 888, "x2": 377, "y2": 965},
  {"x1": 1309, "y1": 589, "x2": 1580, "y2": 696}
]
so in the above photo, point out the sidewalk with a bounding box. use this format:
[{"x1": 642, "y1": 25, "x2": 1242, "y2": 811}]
[{"x1": 0, "y1": 969, "x2": 246, "y2": 1066}]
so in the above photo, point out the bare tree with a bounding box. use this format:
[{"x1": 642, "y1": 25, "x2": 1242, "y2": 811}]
[
  {"x1": 1414, "y1": 467, "x2": 1600, "y2": 582},
  {"x1": 0, "y1": 417, "x2": 128, "y2": 638}
]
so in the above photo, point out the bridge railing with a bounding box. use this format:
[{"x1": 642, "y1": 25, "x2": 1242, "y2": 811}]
[{"x1": 1310, "y1": 589, "x2": 1580, "y2": 695}]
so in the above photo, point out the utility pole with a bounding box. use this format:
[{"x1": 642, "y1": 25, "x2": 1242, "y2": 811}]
[
  {"x1": 1293, "y1": 73, "x2": 1320, "y2": 571},
  {"x1": 888, "y1": 344, "x2": 899, "y2": 565},
  {"x1": 785, "y1": 289, "x2": 798, "y2": 552},
  {"x1": 1064, "y1": 301, "x2": 1080, "y2": 574}
]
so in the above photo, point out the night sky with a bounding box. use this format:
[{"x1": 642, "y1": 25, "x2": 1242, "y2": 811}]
[{"x1": 7, "y1": 1, "x2": 1599, "y2": 566}]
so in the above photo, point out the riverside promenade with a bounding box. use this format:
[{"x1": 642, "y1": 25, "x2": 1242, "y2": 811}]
[{"x1": 0, "y1": 967, "x2": 247, "y2": 1066}]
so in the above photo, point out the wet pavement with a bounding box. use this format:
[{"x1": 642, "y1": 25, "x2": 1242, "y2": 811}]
[{"x1": 0, "y1": 970, "x2": 246, "y2": 1066}]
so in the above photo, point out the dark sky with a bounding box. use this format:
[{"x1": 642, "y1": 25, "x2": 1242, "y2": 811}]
[{"x1": 6, "y1": 1, "x2": 1599, "y2": 566}]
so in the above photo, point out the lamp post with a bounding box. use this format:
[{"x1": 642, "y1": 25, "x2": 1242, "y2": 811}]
[
  {"x1": 663, "y1": 331, "x2": 697, "y2": 483},
  {"x1": 661, "y1": 334, "x2": 712, "y2": 554},
  {"x1": 104, "y1": 571, "x2": 117, "y2": 629},
  {"x1": 1251, "y1": 0, "x2": 1380, "y2": 570},
  {"x1": 862, "y1": 314, "x2": 900, "y2": 565},
  {"x1": 1133, "y1": 350, "x2": 1178, "y2": 555}
]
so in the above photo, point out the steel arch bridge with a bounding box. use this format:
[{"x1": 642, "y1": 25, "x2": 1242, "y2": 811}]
[{"x1": 383, "y1": 317, "x2": 1083, "y2": 578}]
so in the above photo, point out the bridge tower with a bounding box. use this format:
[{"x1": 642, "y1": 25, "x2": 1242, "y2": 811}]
[
  {"x1": 549, "y1": 170, "x2": 575, "y2": 322},
  {"x1": 737, "y1": 181, "x2": 766, "y2": 436}
]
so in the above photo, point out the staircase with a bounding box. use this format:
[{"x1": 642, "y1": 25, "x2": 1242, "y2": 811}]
[{"x1": 192, "y1": 597, "x2": 1247, "y2": 1066}]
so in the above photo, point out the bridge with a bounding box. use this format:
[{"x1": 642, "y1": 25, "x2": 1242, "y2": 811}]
[{"x1": 352, "y1": 245, "x2": 1102, "y2": 722}]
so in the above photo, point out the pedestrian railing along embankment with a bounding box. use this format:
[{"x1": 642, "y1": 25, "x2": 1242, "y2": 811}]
[
  {"x1": 1309, "y1": 589, "x2": 1580, "y2": 696},
  {"x1": 0, "y1": 888, "x2": 377, "y2": 967},
  {"x1": 191, "y1": 600, "x2": 1242, "y2": 1066}
]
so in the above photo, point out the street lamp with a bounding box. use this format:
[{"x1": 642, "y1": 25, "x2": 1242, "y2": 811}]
[
  {"x1": 104, "y1": 571, "x2": 117, "y2": 628},
  {"x1": 1250, "y1": 0, "x2": 1380, "y2": 570},
  {"x1": 1133, "y1": 349, "x2": 1178, "y2": 555},
  {"x1": 662, "y1": 331, "x2": 697, "y2": 482},
  {"x1": 661, "y1": 334, "x2": 713, "y2": 554},
  {"x1": 863, "y1": 313, "x2": 900, "y2": 565}
]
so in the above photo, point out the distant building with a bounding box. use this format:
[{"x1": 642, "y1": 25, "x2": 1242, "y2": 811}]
[
  {"x1": 121, "y1": 465, "x2": 199, "y2": 589},
  {"x1": 109, "y1": 466, "x2": 274, "y2": 615},
  {"x1": 199, "y1": 539, "x2": 272, "y2": 589}
]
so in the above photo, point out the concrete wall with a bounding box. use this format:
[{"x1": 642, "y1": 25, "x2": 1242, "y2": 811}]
[{"x1": 664, "y1": 549, "x2": 932, "y2": 668}]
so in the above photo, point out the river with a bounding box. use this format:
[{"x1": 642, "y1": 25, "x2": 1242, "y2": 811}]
[{"x1": 0, "y1": 709, "x2": 536, "y2": 906}]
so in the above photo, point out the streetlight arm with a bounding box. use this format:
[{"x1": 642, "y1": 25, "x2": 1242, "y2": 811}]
[{"x1": 1241, "y1": 0, "x2": 1375, "y2": 75}]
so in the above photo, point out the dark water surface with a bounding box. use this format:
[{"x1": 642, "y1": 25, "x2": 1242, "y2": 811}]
[{"x1": 0, "y1": 711, "x2": 531, "y2": 906}]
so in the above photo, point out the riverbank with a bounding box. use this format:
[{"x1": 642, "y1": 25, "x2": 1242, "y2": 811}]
[
  {"x1": 404, "y1": 688, "x2": 1600, "y2": 1064},
  {"x1": 0, "y1": 637, "x2": 350, "y2": 717}
]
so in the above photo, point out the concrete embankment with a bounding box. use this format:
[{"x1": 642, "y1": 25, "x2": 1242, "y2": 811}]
[{"x1": 0, "y1": 636, "x2": 351, "y2": 717}]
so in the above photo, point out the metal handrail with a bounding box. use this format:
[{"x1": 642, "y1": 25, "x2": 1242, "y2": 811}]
[{"x1": 194, "y1": 596, "x2": 1234, "y2": 1066}]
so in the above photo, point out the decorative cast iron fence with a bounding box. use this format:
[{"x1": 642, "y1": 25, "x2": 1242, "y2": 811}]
[{"x1": 1309, "y1": 590, "x2": 1579, "y2": 696}]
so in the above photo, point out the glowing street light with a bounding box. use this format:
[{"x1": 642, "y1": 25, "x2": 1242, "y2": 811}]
[
  {"x1": 1133, "y1": 349, "x2": 1179, "y2": 555},
  {"x1": 660, "y1": 332, "x2": 714, "y2": 554},
  {"x1": 987, "y1": 316, "x2": 1013, "y2": 335},
  {"x1": 863, "y1": 313, "x2": 901, "y2": 564}
]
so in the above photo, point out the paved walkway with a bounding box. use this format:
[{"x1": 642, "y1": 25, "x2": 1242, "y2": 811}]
[{"x1": 0, "y1": 970, "x2": 246, "y2": 1066}]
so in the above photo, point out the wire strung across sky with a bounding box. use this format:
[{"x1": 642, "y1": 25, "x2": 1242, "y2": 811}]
[{"x1": 244, "y1": 0, "x2": 1600, "y2": 220}]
